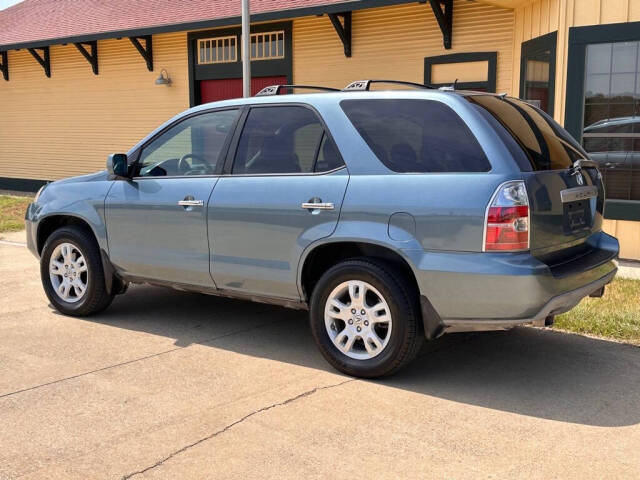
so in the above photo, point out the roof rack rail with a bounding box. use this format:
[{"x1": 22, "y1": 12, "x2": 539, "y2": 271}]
[
  {"x1": 343, "y1": 80, "x2": 436, "y2": 91},
  {"x1": 255, "y1": 84, "x2": 340, "y2": 96}
]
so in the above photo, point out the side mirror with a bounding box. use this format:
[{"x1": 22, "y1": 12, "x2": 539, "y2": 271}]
[{"x1": 107, "y1": 153, "x2": 129, "y2": 177}]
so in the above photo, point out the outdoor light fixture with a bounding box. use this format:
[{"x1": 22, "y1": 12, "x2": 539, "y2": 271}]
[{"x1": 155, "y1": 69, "x2": 172, "y2": 86}]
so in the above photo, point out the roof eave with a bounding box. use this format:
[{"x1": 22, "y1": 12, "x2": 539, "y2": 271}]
[{"x1": 0, "y1": 0, "x2": 416, "y2": 51}]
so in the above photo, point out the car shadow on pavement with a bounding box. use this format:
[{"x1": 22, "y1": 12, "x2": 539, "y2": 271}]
[{"x1": 69, "y1": 284, "x2": 640, "y2": 428}]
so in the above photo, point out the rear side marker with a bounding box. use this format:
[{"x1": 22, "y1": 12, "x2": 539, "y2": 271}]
[{"x1": 483, "y1": 181, "x2": 530, "y2": 252}]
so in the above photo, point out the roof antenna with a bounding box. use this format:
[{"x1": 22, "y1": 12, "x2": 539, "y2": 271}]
[{"x1": 453, "y1": 78, "x2": 458, "y2": 89}]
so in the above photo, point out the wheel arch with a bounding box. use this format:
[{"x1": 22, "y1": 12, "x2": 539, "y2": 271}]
[
  {"x1": 299, "y1": 238, "x2": 445, "y2": 341},
  {"x1": 37, "y1": 214, "x2": 120, "y2": 295},
  {"x1": 298, "y1": 238, "x2": 420, "y2": 302}
]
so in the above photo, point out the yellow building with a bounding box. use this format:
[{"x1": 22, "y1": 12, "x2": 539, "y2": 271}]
[{"x1": 0, "y1": 0, "x2": 639, "y2": 258}]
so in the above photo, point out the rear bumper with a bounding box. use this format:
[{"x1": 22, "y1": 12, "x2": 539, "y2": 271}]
[
  {"x1": 441, "y1": 268, "x2": 616, "y2": 333},
  {"x1": 408, "y1": 231, "x2": 619, "y2": 336}
]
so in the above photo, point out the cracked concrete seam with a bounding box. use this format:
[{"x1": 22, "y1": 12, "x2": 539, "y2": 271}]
[
  {"x1": 0, "y1": 316, "x2": 283, "y2": 400},
  {"x1": 120, "y1": 378, "x2": 355, "y2": 480}
]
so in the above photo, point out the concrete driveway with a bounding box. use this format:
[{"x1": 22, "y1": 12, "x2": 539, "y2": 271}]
[{"x1": 1, "y1": 237, "x2": 640, "y2": 479}]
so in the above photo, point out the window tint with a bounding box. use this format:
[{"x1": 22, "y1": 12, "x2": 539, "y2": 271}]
[
  {"x1": 138, "y1": 109, "x2": 239, "y2": 177},
  {"x1": 233, "y1": 106, "x2": 340, "y2": 174},
  {"x1": 339, "y1": 99, "x2": 490, "y2": 173},
  {"x1": 315, "y1": 134, "x2": 343, "y2": 172},
  {"x1": 467, "y1": 95, "x2": 586, "y2": 171}
]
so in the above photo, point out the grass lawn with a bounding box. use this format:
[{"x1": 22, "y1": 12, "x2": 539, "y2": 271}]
[
  {"x1": 555, "y1": 277, "x2": 640, "y2": 345},
  {"x1": 0, "y1": 195, "x2": 32, "y2": 233}
]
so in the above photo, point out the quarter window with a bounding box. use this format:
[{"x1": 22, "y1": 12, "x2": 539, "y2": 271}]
[
  {"x1": 340, "y1": 99, "x2": 491, "y2": 173},
  {"x1": 138, "y1": 109, "x2": 239, "y2": 177},
  {"x1": 232, "y1": 106, "x2": 343, "y2": 174}
]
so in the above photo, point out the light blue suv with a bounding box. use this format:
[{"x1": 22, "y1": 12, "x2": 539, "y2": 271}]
[{"x1": 26, "y1": 81, "x2": 619, "y2": 377}]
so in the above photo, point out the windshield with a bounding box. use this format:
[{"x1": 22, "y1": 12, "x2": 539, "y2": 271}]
[{"x1": 467, "y1": 95, "x2": 587, "y2": 171}]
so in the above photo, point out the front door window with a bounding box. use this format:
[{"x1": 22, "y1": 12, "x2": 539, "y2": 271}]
[{"x1": 137, "y1": 109, "x2": 239, "y2": 177}]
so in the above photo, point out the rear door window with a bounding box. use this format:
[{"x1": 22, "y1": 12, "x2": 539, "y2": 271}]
[
  {"x1": 232, "y1": 106, "x2": 344, "y2": 174},
  {"x1": 339, "y1": 99, "x2": 491, "y2": 173},
  {"x1": 467, "y1": 95, "x2": 587, "y2": 171}
]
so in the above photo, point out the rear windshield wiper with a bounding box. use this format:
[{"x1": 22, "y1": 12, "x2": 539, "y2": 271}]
[{"x1": 569, "y1": 159, "x2": 599, "y2": 173}]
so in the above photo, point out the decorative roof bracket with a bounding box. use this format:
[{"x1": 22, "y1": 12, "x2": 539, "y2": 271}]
[
  {"x1": 74, "y1": 41, "x2": 98, "y2": 75},
  {"x1": 0, "y1": 51, "x2": 7, "y2": 81},
  {"x1": 328, "y1": 12, "x2": 352, "y2": 57},
  {"x1": 428, "y1": 0, "x2": 453, "y2": 49},
  {"x1": 28, "y1": 46, "x2": 51, "y2": 77},
  {"x1": 129, "y1": 35, "x2": 153, "y2": 71}
]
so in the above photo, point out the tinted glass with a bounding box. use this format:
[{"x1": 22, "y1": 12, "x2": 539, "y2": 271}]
[
  {"x1": 340, "y1": 99, "x2": 490, "y2": 173},
  {"x1": 138, "y1": 109, "x2": 239, "y2": 177},
  {"x1": 315, "y1": 134, "x2": 344, "y2": 172},
  {"x1": 233, "y1": 106, "x2": 331, "y2": 174},
  {"x1": 468, "y1": 95, "x2": 586, "y2": 170}
]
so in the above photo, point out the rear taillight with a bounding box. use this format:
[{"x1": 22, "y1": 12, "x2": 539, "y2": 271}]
[{"x1": 483, "y1": 181, "x2": 529, "y2": 252}]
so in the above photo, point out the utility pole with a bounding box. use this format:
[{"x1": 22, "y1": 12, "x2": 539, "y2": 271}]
[{"x1": 242, "y1": 0, "x2": 251, "y2": 97}]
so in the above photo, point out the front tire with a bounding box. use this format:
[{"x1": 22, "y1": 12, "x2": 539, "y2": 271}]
[
  {"x1": 309, "y1": 258, "x2": 423, "y2": 378},
  {"x1": 40, "y1": 226, "x2": 114, "y2": 316}
]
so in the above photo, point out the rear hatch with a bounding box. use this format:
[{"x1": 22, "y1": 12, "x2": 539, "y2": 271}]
[{"x1": 467, "y1": 95, "x2": 606, "y2": 260}]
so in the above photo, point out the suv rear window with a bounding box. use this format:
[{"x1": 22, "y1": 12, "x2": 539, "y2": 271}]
[
  {"x1": 467, "y1": 95, "x2": 587, "y2": 171},
  {"x1": 340, "y1": 99, "x2": 491, "y2": 173}
]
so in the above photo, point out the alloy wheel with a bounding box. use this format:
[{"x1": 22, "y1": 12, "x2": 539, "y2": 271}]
[{"x1": 324, "y1": 280, "x2": 393, "y2": 360}]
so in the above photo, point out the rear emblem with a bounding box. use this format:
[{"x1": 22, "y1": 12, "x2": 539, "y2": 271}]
[{"x1": 576, "y1": 174, "x2": 584, "y2": 185}]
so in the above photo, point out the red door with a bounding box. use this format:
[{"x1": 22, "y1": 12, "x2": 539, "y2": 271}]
[{"x1": 199, "y1": 76, "x2": 287, "y2": 104}]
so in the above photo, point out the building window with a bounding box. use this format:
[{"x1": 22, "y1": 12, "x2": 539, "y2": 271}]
[
  {"x1": 198, "y1": 36, "x2": 237, "y2": 65},
  {"x1": 249, "y1": 31, "x2": 285, "y2": 60},
  {"x1": 424, "y1": 52, "x2": 497, "y2": 92},
  {"x1": 565, "y1": 22, "x2": 640, "y2": 221},
  {"x1": 582, "y1": 41, "x2": 640, "y2": 203},
  {"x1": 520, "y1": 32, "x2": 557, "y2": 115}
]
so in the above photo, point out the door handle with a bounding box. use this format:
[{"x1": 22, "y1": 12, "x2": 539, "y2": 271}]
[
  {"x1": 301, "y1": 201, "x2": 334, "y2": 210},
  {"x1": 178, "y1": 197, "x2": 204, "y2": 207}
]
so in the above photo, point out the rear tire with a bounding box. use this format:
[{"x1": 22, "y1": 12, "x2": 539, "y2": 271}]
[
  {"x1": 309, "y1": 258, "x2": 423, "y2": 378},
  {"x1": 40, "y1": 226, "x2": 114, "y2": 316}
]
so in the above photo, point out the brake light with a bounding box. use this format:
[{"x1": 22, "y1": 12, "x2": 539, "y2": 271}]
[{"x1": 484, "y1": 181, "x2": 529, "y2": 251}]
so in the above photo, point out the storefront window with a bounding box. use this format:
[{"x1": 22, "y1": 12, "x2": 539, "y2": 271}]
[{"x1": 583, "y1": 41, "x2": 640, "y2": 202}]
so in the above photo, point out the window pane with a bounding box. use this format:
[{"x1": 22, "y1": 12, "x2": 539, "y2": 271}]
[
  {"x1": 611, "y1": 73, "x2": 636, "y2": 101},
  {"x1": 585, "y1": 73, "x2": 610, "y2": 101},
  {"x1": 233, "y1": 107, "x2": 325, "y2": 174},
  {"x1": 340, "y1": 99, "x2": 491, "y2": 173},
  {"x1": 315, "y1": 134, "x2": 344, "y2": 172},
  {"x1": 469, "y1": 95, "x2": 585, "y2": 170},
  {"x1": 584, "y1": 103, "x2": 609, "y2": 128},
  {"x1": 586, "y1": 43, "x2": 612, "y2": 75},
  {"x1": 138, "y1": 110, "x2": 239, "y2": 177},
  {"x1": 612, "y1": 42, "x2": 638, "y2": 73},
  {"x1": 278, "y1": 34, "x2": 284, "y2": 57},
  {"x1": 522, "y1": 51, "x2": 551, "y2": 113}
]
